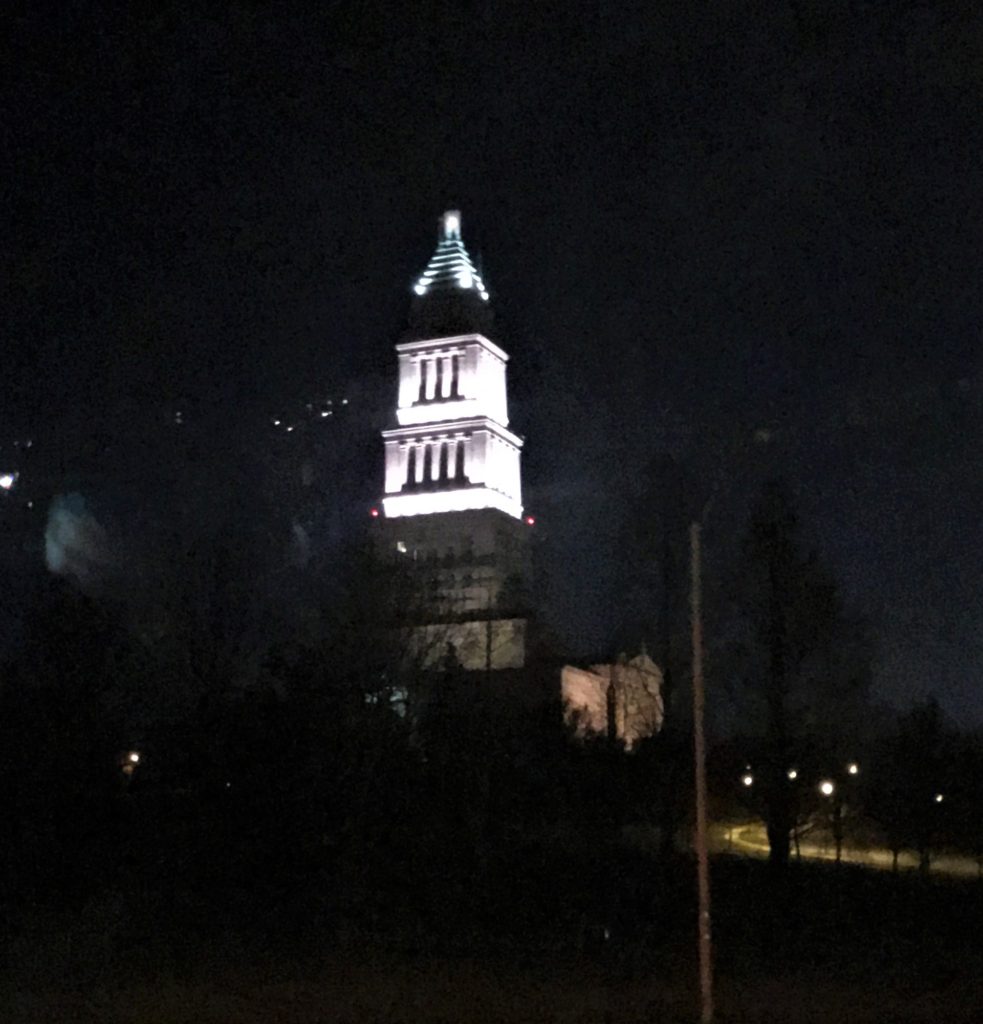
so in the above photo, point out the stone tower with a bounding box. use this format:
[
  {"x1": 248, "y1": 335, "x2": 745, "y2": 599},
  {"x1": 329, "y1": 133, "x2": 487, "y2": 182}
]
[{"x1": 377, "y1": 211, "x2": 532, "y2": 670}]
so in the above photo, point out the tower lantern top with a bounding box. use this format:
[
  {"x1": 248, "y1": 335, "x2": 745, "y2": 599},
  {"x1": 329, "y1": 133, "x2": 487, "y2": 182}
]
[{"x1": 441, "y1": 210, "x2": 461, "y2": 240}]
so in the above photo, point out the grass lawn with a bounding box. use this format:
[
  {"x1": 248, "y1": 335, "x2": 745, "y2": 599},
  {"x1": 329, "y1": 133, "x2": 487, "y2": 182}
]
[
  {"x1": 3, "y1": 855, "x2": 982, "y2": 1023},
  {"x1": 4, "y1": 942, "x2": 982, "y2": 1023}
]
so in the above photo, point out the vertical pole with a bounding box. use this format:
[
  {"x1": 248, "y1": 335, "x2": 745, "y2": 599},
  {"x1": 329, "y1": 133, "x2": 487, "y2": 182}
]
[
  {"x1": 485, "y1": 589, "x2": 493, "y2": 681},
  {"x1": 690, "y1": 521, "x2": 714, "y2": 1024},
  {"x1": 833, "y1": 798, "x2": 843, "y2": 865}
]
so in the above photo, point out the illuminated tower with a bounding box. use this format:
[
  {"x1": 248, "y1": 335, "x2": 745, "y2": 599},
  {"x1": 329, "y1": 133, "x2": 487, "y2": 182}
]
[{"x1": 378, "y1": 210, "x2": 531, "y2": 669}]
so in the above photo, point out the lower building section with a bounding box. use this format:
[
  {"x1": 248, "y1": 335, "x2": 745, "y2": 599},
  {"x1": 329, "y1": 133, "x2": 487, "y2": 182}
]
[
  {"x1": 375, "y1": 507, "x2": 532, "y2": 618},
  {"x1": 401, "y1": 616, "x2": 527, "y2": 672},
  {"x1": 374, "y1": 506, "x2": 533, "y2": 672}
]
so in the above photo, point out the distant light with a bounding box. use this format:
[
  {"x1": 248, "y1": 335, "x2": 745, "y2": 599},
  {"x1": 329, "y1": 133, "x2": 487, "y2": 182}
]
[
  {"x1": 413, "y1": 282, "x2": 427, "y2": 296},
  {"x1": 286, "y1": 425, "x2": 294, "y2": 433},
  {"x1": 819, "y1": 780, "x2": 835, "y2": 797},
  {"x1": 847, "y1": 762, "x2": 859, "y2": 776},
  {"x1": 370, "y1": 507, "x2": 380, "y2": 518},
  {"x1": 457, "y1": 269, "x2": 473, "y2": 289},
  {"x1": 787, "y1": 768, "x2": 798, "y2": 781},
  {"x1": 934, "y1": 793, "x2": 944, "y2": 804},
  {"x1": 128, "y1": 751, "x2": 140, "y2": 764},
  {"x1": 525, "y1": 515, "x2": 536, "y2": 526},
  {"x1": 443, "y1": 212, "x2": 460, "y2": 237},
  {"x1": 396, "y1": 540, "x2": 407, "y2": 553},
  {"x1": 741, "y1": 773, "x2": 753, "y2": 788},
  {"x1": 0, "y1": 472, "x2": 17, "y2": 491},
  {"x1": 26, "y1": 501, "x2": 33, "y2": 509},
  {"x1": 342, "y1": 398, "x2": 348, "y2": 405},
  {"x1": 273, "y1": 419, "x2": 281, "y2": 426},
  {"x1": 320, "y1": 410, "x2": 331, "y2": 418}
]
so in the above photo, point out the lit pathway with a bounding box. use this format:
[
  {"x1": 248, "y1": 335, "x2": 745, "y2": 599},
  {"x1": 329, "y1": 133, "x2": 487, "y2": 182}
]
[{"x1": 713, "y1": 822, "x2": 982, "y2": 879}]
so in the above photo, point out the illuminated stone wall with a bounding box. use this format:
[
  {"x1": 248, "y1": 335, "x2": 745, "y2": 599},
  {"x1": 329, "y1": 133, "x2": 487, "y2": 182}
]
[{"x1": 561, "y1": 652, "x2": 664, "y2": 748}]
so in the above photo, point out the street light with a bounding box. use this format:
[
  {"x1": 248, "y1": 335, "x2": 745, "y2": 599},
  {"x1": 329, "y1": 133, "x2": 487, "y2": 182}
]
[
  {"x1": 846, "y1": 762, "x2": 859, "y2": 776},
  {"x1": 741, "y1": 773, "x2": 754, "y2": 788},
  {"x1": 819, "y1": 779, "x2": 835, "y2": 797},
  {"x1": 934, "y1": 793, "x2": 944, "y2": 804},
  {"x1": 787, "y1": 768, "x2": 798, "y2": 781}
]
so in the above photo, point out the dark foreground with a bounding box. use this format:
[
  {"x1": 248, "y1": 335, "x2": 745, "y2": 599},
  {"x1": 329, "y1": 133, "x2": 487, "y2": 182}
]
[
  {"x1": 4, "y1": 953, "x2": 982, "y2": 1024},
  {"x1": 3, "y1": 856, "x2": 982, "y2": 1024}
]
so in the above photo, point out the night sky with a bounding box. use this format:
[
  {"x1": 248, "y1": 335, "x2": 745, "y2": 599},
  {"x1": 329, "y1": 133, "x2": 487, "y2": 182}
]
[{"x1": 3, "y1": 5, "x2": 982, "y2": 720}]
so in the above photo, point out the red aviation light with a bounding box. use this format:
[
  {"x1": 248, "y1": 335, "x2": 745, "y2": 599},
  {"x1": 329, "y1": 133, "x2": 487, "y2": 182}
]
[
  {"x1": 525, "y1": 515, "x2": 535, "y2": 526},
  {"x1": 370, "y1": 507, "x2": 380, "y2": 518}
]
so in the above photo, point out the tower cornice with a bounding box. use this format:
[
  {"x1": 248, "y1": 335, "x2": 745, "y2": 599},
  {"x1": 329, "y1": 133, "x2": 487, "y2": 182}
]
[
  {"x1": 395, "y1": 333, "x2": 509, "y2": 364},
  {"x1": 383, "y1": 416, "x2": 523, "y2": 449}
]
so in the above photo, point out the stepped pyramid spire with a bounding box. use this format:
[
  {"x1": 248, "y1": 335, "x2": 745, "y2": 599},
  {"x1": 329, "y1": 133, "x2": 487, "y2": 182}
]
[
  {"x1": 406, "y1": 210, "x2": 493, "y2": 339},
  {"x1": 412, "y1": 210, "x2": 490, "y2": 301}
]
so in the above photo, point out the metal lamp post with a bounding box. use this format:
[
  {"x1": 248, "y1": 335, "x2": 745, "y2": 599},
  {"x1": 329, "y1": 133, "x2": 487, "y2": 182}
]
[{"x1": 690, "y1": 521, "x2": 714, "y2": 1024}]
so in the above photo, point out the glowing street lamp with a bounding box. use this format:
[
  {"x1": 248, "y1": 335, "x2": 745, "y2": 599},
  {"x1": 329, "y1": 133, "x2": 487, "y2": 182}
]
[
  {"x1": 741, "y1": 773, "x2": 754, "y2": 788},
  {"x1": 846, "y1": 762, "x2": 859, "y2": 776},
  {"x1": 819, "y1": 779, "x2": 835, "y2": 797},
  {"x1": 0, "y1": 472, "x2": 17, "y2": 491},
  {"x1": 934, "y1": 793, "x2": 944, "y2": 804},
  {"x1": 787, "y1": 768, "x2": 798, "y2": 781}
]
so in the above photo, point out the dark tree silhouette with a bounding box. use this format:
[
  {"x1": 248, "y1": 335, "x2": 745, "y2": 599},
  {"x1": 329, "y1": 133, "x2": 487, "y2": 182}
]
[
  {"x1": 730, "y1": 481, "x2": 871, "y2": 870},
  {"x1": 867, "y1": 697, "x2": 953, "y2": 874}
]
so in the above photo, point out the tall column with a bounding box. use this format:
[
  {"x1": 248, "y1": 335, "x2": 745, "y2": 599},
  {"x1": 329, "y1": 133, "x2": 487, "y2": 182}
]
[
  {"x1": 399, "y1": 354, "x2": 420, "y2": 409},
  {"x1": 384, "y1": 440, "x2": 403, "y2": 494}
]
